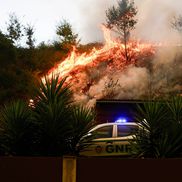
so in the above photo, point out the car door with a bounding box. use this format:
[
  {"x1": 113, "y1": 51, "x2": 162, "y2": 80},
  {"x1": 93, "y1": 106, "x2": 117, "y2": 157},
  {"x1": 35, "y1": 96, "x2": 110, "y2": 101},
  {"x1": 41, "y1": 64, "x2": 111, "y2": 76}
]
[
  {"x1": 111, "y1": 124, "x2": 138, "y2": 156},
  {"x1": 79, "y1": 124, "x2": 114, "y2": 156}
]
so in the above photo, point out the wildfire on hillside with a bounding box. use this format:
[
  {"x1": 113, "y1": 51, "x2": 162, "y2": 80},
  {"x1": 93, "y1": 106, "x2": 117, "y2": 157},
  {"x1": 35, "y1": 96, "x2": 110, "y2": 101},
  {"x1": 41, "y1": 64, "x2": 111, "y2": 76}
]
[
  {"x1": 47, "y1": 26, "x2": 155, "y2": 80},
  {"x1": 43, "y1": 26, "x2": 160, "y2": 107},
  {"x1": 43, "y1": 24, "x2": 182, "y2": 107}
]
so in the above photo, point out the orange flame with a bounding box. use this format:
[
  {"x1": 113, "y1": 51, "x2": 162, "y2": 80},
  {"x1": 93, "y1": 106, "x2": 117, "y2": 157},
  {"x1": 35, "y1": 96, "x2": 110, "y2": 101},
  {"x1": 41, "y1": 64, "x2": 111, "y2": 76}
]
[{"x1": 45, "y1": 26, "x2": 155, "y2": 82}]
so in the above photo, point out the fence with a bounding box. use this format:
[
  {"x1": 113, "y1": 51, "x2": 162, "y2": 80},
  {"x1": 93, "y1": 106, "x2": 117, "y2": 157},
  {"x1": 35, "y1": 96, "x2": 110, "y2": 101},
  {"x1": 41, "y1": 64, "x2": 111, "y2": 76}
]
[{"x1": 0, "y1": 156, "x2": 181, "y2": 182}]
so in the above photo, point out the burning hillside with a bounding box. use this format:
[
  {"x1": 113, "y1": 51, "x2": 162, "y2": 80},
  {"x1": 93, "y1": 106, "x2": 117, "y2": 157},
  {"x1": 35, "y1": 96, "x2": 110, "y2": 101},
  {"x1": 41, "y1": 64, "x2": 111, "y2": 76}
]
[
  {"x1": 44, "y1": 26, "x2": 182, "y2": 107},
  {"x1": 44, "y1": 26, "x2": 157, "y2": 107}
]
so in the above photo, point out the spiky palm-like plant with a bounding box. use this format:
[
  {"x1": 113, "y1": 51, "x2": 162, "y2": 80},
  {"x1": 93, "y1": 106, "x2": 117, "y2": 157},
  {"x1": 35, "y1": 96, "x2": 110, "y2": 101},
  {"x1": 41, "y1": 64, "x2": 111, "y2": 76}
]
[
  {"x1": 32, "y1": 75, "x2": 97, "y2": 156},
  {"x1": 167, "y1": 96, "x2": 182, "y2": 124},
  {"x1": 32, "y1": 76, "x2": 73, "y2": 156},
  {"x1": 67, "y1": 105, "x2": 96, "y2": 155},
  {"x1": 0, "y1": 100, "x2": 34, "y2": 155},
  {"x1": 131, "y1": 101, "x2": 168, "y2": 158},
  {"x1": 132, "y1": 98, "x2": 182, "y2": 158}
]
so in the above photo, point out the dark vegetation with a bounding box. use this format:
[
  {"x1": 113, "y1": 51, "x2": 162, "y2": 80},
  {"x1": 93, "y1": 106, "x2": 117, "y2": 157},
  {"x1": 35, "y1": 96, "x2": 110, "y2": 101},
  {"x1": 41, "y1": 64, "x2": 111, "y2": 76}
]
[
  {"x1": 0, "y1": 14, "x2": 101, "y2": 105},
  {"x1": 0, "y1": 76, "x2": 96, "y2": 156},
  {"x1": 131, "y1": 97, "x2": 182, "y2": 158}
]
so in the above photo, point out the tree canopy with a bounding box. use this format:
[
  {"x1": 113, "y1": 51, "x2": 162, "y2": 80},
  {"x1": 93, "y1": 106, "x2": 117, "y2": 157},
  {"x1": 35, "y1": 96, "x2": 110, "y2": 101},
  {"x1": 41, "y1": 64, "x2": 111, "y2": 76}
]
[
  {"x1": 56, "y1": 19, "x2": 80, "y2": 47},
  {"x1": 105, "y1": 0, "x2": 137, "y2": 61},
  {"x1": 6, "y1": 13, "x2": 23, "y2": 46},
  {"x1": 106, "y1": 0, "x2": 137, "y2": 40}
]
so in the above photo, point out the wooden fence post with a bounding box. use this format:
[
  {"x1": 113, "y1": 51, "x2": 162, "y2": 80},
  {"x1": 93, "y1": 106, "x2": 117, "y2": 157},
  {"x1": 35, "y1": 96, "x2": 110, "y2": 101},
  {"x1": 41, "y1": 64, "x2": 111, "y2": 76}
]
[{"x1": 62, "y1": 156, "x2": 76, "y2": 182}]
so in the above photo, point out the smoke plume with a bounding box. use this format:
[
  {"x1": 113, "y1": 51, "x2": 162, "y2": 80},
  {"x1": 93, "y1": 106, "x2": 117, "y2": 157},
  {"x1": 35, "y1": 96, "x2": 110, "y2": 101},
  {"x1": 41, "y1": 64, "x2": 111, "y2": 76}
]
[
  {"x1": 75, "y1": 0, "x2": 182, "y2": 44},
  {"x1": 134, "y1": 0, "x2": 182, "y2": 43},
  {"x1": 48, "y1": 0, "x2": 182, "y2": 107}
]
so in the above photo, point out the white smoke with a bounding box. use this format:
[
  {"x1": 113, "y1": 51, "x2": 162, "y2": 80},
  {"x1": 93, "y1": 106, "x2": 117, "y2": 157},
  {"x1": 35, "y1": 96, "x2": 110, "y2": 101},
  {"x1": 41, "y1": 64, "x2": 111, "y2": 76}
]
[
  {"x1": 75, "y1": 0, "x2": 182, "y2": 44},
  {"x1": 66, "y1": 0, "x2": 182, "y2": 107},
  {"x1": 134, "y1": 0, "x2": 182, "y2": 43},
  {"x1": 115, "y1": 66, "x2": 149, "y2": 99},
  {"x1": 73, "y1": 65, "x2": 150, "y2": 107},
  {"x1": 150, "y1": 46, "x2": 182, "y2": 97},
  {"x1": 75, "y1": 0, "x2": 118, "y2": 43}
]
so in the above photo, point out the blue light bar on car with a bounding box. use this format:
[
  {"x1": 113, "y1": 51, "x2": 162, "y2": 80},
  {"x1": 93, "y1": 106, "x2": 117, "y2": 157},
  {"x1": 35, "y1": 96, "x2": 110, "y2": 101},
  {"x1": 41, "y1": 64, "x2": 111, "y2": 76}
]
[{"x1": 115, "y1": 117, "x2": 127, "y2": 123}]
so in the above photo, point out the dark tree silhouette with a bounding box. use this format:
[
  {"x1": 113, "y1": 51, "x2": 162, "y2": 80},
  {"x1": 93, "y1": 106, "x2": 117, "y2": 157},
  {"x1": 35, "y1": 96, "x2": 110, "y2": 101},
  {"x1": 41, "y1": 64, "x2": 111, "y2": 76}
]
[
  {"x1": 6, "y1": 13, "x2": 23, "y2": 46},
  {"x1": 24, "y1": 24, "x2": 35, "y2": 49},
  {"x1": 106, "y1": 0, "x2": 137, "y2": 62}
]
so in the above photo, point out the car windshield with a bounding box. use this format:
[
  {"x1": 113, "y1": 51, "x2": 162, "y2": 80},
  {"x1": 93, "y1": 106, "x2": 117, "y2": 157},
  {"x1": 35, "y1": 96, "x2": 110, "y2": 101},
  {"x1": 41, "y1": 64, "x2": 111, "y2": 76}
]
[{"x1": 117, "y1": 125, "x2": 138, "y2": 137}]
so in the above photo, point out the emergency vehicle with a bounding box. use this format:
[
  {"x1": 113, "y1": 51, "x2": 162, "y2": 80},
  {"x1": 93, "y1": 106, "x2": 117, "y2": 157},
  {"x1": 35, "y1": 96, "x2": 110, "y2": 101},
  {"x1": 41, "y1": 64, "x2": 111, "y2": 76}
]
[{"x1": 78, "y1": 119, "x2": 139, "y2": 156}]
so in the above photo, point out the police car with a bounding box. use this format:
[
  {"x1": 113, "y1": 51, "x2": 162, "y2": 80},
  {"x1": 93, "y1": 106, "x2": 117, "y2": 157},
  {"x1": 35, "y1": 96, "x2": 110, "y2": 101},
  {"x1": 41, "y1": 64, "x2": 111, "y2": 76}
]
[{"x1": 78, "y1": 118, "x2": 139, "y2": 156}]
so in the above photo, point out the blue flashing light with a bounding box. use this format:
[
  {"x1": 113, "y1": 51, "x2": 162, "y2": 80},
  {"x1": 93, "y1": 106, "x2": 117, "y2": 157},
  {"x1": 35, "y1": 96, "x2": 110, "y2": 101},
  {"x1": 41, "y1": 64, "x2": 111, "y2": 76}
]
[{"x1": 115, "y1": 117, "x2": 127, "y2": 123}]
